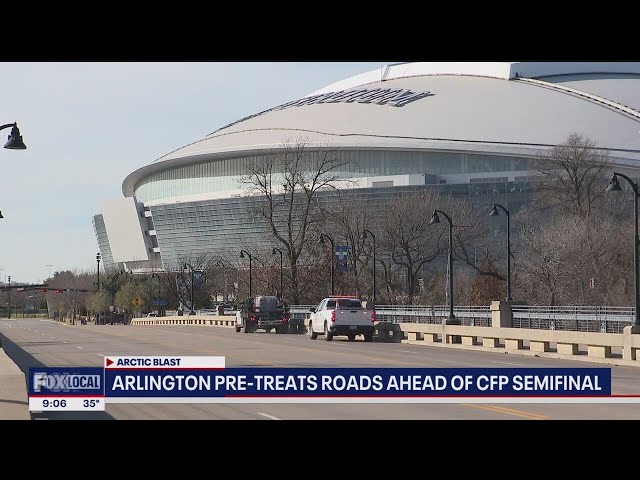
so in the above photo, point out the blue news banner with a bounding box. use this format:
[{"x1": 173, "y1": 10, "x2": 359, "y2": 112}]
[{"x1": 27, "y1": 357, "x2": 613, "y2": 412}]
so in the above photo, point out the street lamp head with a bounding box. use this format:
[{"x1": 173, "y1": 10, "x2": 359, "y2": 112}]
[
  {"x1": 361, "y1": 231, "x2": 368, "y2": 240},
  {"x1": 96, "y1": 253, "x2": 101, "y2": 262},
  {"x1": 4, "y1": 124, "x2": 26, "y2": 150},
  {"x1": 272, "y1": 248, "x2": 277, "y2": 255},
  {"x1": 317, "y1": 235, "x2": 325, "y2": 246},
  {"x1": 428, "y1": 211, "x2": 440, "y2": 225},
  {"x1": 606, "y1": 174, "x2": 623, "y2": 192},
  {"x1": 489, "y1": 205, "x2": 500, "y2": 217},
  {"x1": 0, "y1": 211, "x2": 3, "y2": 219},
  {"x1": 239, "y1": 251, "x2": 245, "y2": 259}
]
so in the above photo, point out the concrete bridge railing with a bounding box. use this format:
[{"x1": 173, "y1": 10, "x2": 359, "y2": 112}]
[
  {"x1": 131, "y1": 316, "x2": 236, "y2": 328},
  {"x1": 130, "y1": 309, "x2": 640, "y2": 366}
]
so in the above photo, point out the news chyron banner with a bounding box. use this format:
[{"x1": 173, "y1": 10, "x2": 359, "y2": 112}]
[{"x1": 29, "y1": 356, "x2": 613, "y2": 412}]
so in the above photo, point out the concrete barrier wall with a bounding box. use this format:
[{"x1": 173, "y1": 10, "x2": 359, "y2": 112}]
[
  {"x1": 131, "y1": 315, "x2": 640, "y2": 366},
  {"x1": 131, "y1": 316, "x2": 236, "y2": 328},
  {"x1": 0, "y1": 346, "x2": 30, "y2": 419},
  {"x1": 375, "y1": 322, "x2": 640, "y2": 365}
]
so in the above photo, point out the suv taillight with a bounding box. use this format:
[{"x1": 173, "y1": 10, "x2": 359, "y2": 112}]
[
  {"x1": 371, "y1": 310, "x2": 377, "y2": 324},
  {"x1": 248, "y1": 315, "x2": 257, "y2": 322},
  {"x1": 331, "y1": 310, "x2": 336, "y2": 323}
]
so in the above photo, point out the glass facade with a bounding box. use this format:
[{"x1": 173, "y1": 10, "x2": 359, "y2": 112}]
[
  {"x1": 93, "y1": 214, "x2": 118, "y2": 272},
  {"x1": 134, "y1": 150, "x2": 530, "y2": 203},
  {"x1": 150, "y1": 181, "x2": 531, "y2": 270}
]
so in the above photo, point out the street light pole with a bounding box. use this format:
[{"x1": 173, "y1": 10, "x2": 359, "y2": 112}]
[
  {"x1": 96, "y1": 253, "x2": 101, "y2": 325},
  {"x1": 272, "y1": 247, "x2": 284, "y2": 298},
  {"x1": 318, "y1": 234, "x2": 335, "y2": 296},
  {"x1": 361, "y1": 230, "x2": 376, "y2": 303},
  {"x1": 7, "y1": 275, "x2": 11, "y2": 319},
  {"x1": 429, "y1": 210, "x2": 459, "y2": 325},
  {"x1": 489, "y1": 204, "x2": 512, "y2": 302},
  {"x1": 607, "y1": 172, "x2": 640, "y2": 326},
  {"x1": 46, "y1": 264, "x2": 53, "y2": 280},
  {"x1": 239, "y1": 251, "x2": 253, "y2": 298},
  {"x1": 183, "y1": 263, "x2": 195, "y2": 314}
]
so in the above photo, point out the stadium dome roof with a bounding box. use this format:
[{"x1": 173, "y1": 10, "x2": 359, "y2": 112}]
[{"x1": 123, "y1": 62, "x2": 640, "y2": 196}]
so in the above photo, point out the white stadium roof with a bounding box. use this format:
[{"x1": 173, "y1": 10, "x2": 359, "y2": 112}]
[{"x1": 123, "y1": 62, "x2": 640, "y2": 196}]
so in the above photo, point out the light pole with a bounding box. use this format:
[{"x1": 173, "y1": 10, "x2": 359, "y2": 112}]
[
  {"x1": 239, "y1": 251, "x2": 253, "y2": 298},
  {"x1": 96, "y1": 253, "x2": 101, "y2": 325},
  {"x1": 183, "y1": 263, "x2": 195, "y2": 314},
  {"x1": 1, "y1": 123, "x2": 27, "y2": 150},
  {"x1": 151, "y1": 272, "x2": 160, "y2": 316},
  {"x1": 46, "y1": 264, "x2": 53, "y2": 280},
  {"x1": 317, "y1": 233, "x2": 335, "y2": 296},
  {"x1": 489, "y1": 203, "x2": 513, "y2": 302},
  {"x1": 607, "y1": 172, "x2": 640, "y2": 326},
  {"x1": 7, "y1": 275, "x2": 11, "y2": 319},
  {"x1": 429, "y1": 209, "x2": 459, "y2": 325},
  {"x1": 120, "y1": 269, "x2": 132, "y2": 282},
  {"x1": 272, "y1": 247, "x2": 284, "y2": 298},
  {"x1": 361, "y1": 229, "x2": 376, "y2": 303},
  {"x1": 216, "y1": 260, "x2": 233, "y2": 303}
]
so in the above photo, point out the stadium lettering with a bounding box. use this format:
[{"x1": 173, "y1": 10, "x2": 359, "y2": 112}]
[{"x1": 213, "y1": 87, "x2": 433, "y2": 133}]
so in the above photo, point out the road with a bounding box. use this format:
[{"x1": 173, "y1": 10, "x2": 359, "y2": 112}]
[{"x1": 1, "y1": 318, "x2": 640, "y2": 420}]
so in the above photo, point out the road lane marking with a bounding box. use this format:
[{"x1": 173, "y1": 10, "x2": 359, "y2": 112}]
[
  {"x1": 96, "y1": 354, "x2": 105, "y2": 357},
  {"x1": 76, "y1": 346, "x2": 83, "y2": 350},
  {"x1": 491, "y1": 361, "x2": 526, "y2": 366},
  {"x1": 257, "y1": 413, "x2": 281, "y2": 420},
  {"x1": 464, "y1": 404, "x2": 549, "y2": 420},
  {"x1": 63, "y1": 341, "x2": 69, "y2": 344}
]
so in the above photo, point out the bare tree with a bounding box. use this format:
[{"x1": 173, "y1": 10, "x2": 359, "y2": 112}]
[
  {"x1": 240, "y1": 138, "x2": 352, "y2": 304},
  {"x1": 378, "y1": 190, "x2": 447, "y2": 305},
  {"x1": 326, "y1": 193, "x2": 376, "y2": 299},
  {"x1": 532, "y1": 133, "x2": 612, "y2": 218}
]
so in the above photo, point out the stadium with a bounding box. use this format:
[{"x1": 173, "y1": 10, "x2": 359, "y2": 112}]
[{"x1": 93, "y1": 62, "x2": 640, "y2": 274}]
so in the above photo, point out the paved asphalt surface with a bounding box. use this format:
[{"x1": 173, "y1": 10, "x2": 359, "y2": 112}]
[{"x1": 2, "y1": 318, "x2": 640, "y2": 420}]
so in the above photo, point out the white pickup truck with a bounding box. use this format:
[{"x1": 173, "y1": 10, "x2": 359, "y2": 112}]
[{"x1": 308, "y1": 297, "x2": 376, "y2": 342}]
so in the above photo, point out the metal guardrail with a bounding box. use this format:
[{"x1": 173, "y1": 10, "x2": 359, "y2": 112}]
[
  {"x1": 289, "y1": 304, "x2": 637, "y2": 333},
  {"x1": 511, "y1": 305, "x2": 635, "y2": 334},
  {"x1": 288, "y1": 305, "x2": 492, "y2": 327}
]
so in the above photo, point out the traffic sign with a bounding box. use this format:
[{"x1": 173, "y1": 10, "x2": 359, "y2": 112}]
[{"x1": 132, "y1": 297, "x2": 144, "y2": 307}]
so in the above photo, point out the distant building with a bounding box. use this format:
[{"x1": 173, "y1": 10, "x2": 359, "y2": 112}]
[{"x1": 94, "y1": 62, "x2": 640, "y2": 272}]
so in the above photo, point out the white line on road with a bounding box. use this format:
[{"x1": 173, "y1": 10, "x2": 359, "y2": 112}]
[
  {"x1": 257, "y1": 412, "x2": 281, "y2": 420},
  {"x1": 96, "y1": 354, "x2": 105, "y2": 357},
  {"x1": 63, "y1": 341, "x2": 69, "y2": 344},
  {"x1": 491, "y1": 361, "x2": 526, "y2": 366},
  {"x1": 76, "y1": 346, "x2": 83, "y2": 350}
]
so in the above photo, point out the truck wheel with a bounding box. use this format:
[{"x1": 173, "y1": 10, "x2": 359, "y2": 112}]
[
  {"x1": 324, "y1": 321, "x2": 333, "y2": 342},
  {"x1": 266, "y1": 327, "x2": 273, "y2": 333},
  {"x1": 348, "y1": 334, "x2": 356, "y2": 342},
  {"x1": 235, "y1": 326, "x2": 241, "y2": 333},
  {"x1": 364, "y1": 334, "x2": 373, "y2": 343},
  {"x1": 244, "y1": 325, "x2": 252, "y2": 333},
  {"x1": 309, "y1": 323, "x2": 318, "y2": 340},
  {"x1": 276, "y1": 326, "x2": 286, "y2": 334}
]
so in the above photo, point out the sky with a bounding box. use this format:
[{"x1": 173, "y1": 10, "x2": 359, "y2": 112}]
[{"x1": 0, "y1": 62, "x2": 383, "y2": 284}]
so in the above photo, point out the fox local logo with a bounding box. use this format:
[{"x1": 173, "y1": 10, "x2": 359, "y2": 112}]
[{"x1": 33, "y1": 372, "x2": 101, "y2": 392}]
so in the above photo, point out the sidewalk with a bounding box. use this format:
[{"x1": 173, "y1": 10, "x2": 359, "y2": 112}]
[{"x1": 0, "y1": 344, "x2": 30, "y2": 420}]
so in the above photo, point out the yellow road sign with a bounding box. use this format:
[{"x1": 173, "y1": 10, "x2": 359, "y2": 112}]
[{"x1": 132, "y1": 297, "x2": 144, "y2": 307}]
